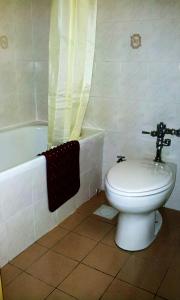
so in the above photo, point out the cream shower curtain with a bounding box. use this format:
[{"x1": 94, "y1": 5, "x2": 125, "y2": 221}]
[{"x1": 48, "y1": 0, "x2": 97, "y2": 146}]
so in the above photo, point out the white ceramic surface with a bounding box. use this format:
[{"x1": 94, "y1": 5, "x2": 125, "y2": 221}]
[
  {"x1": 0, "y1": 125, "x2": 104, "y2": 267},
  {"x1": 105, "y1": 160, "x2": 176, "y2": 251},
  {"x1": 106, "y1": 160, "x2": 173, "y2": 194}
]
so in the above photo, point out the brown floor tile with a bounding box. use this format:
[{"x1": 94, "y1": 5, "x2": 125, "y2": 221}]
[
  {"x1": 1, "y1": 264, "x2": 22, "y2": 287},
  {"x1": 46, "y1": 289, "x2": 76, "y2": 300},
  {"x1": 101, "y1": 227, "x2": 117, "y2": 248},
  {"x1": 164, "y1": 226, "x2": 180, "y2": 248},
  {"x1": 101, "y1": 279, "x2": 154, "y2": 300},
  {"x1": 37, "y1": 226, "x2": 69, "y2": 248},
  {"x1": 90, "y1": 212, "x2": 118, "y2": 225},
  {"x1": 52, "y1": 232, "x2": 97, "y2": 261},
  {"x1": 83, "y1": 243, "x2": 130, "y2": 276},
  {"x1": 60, "y1": 212, "x2": 88, "y2": 230},
  {"x1": 170, "y1": 249, "x2": 180, "y2": 269},
  {"x1": 158, "y1": 266, "x2": 180, "y2": 300},
  {"x1": 27, "y1": 250, "x2": 78, "y2": 287},
  {"x1": 134, "y1": 235, "x2": 176, "y2": 266},
  {"x1": 76, "y1": 193, "x2": 106, "y2": 217},
  {"x1": 118, "y1": 255, "x2": 167, "y2": 293},
  {"x1": 74, "y1": 216, "x2": 113, "y2": 241},
  {"x1": 59, "y1": 263, "x2": 113, "y2": 300},
  {"x1": 3, "y1": 272, "x2": 53, "y2": 300},
  {"x1": 162, "y1": 208, "x2": 180, "y2": 229},
  {"x1": 10, "y1": 243, "x2": 47, "y2": 270},
  {"x1": 156, "y1": 216, "x2": 180, "y2": 247}
]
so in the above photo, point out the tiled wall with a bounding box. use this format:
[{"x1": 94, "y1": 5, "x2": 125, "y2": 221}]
[
  {"x1": 33, "y1": 0, "x2": 50, "y2": 121},
  {"x1": 83, "y1": 0, "x2": 180, "y2": 210},
  {"x1": 0, "y1": 0, "x2": 50, "y2": 128}
]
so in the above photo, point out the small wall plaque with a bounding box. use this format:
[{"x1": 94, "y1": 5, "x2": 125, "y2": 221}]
[
  {"x1": 131, "y1": 33, "x2": 141, "y2": 49},
  {"x1": 0, "y1": 35, "x2": 8, "y2": 49}
]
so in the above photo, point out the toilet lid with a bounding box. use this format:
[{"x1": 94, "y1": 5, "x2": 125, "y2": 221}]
[{"x1": 106, "y1": 160, "x2": 173, "y2": 194}]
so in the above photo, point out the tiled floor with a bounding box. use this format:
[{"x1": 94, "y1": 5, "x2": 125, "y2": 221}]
[{"x1": 1, "y1": 192, "x2": 180, "y2": 300}]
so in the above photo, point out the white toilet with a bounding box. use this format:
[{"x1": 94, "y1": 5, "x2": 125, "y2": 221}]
[{"x1": 105, "y1": 159, "x2": 176, "y2": 251}]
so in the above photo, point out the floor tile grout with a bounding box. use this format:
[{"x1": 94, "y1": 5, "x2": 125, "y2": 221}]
[
  {"x1": 3, "y1": 197, "x2": 116, "y2": 294},
  {"x1": 43, "y1": 287, "x2": 57, "y2": 300},
  {"x1": 2, "y1": 194, "x2": 180, "y2": 300},
  {"x1": 1, "y1": 267, "x2": 23, "y2": 288},
  {"x1": 154, "y1": 261, "x2": 173, "y2": 299},
  {"x1": 55, "y1": 287, "x2": 79, "y2": 300},
  {"x1": 9, "y1": 244, "x2": 49, "y2": 271}
]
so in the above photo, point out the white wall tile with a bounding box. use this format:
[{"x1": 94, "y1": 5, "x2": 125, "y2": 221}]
[
  {"x1": 80, "y1": 140, "x2": 93, "y2": 174},
  {"x1": 97, "y1": 0, "x2": 134, "y2": 23},
  {"x1": 32, "y1": 0, "x2": 51, "y2": 61},
  {"x1": 36, "y1": 93, "x2": 48, "y2": 121},
  {"x1": 16, "y1": 61, "x2": 34, "y2": 95},
  {"x1": 32, "y1": 157, "x2": 48, "y2": 204},
  {"x1": 90, "y1": 61, "x2": 122, "y2": 98},
  {"x1": 97, "y1": 0, "x2": 180, "y2": 23},
  {"x1": 1, "y1": 171, "x2": 33, "y2": 220},
  {"x1": 6, "y1": 205, "x2": 35, "y2": 261},
  {"x1": 96, "y1": 20, "x2": 151, "y2": 62},
  {"x1": 84, "y1": 0, "x2": 180, "y2": 210},
  {"x1": 0, "y1": 0, "x2": 50, "y2": 128},
  {"x1": 74, "y1": 171, "x2": 91, "y2": 209},
  {"x1": 13, "y1": 0, "x2": 33, "y2": 61},
  {"x1": 89, "y1": 168, "x2": 102, "y2": 198},
  {"x1": 33, "y1": 200, "x2": 57, "y2": 240},
  {"x1": 147, "y1": 19, "x2": 180, "y2": 62},
  {"x1": 55, "y1": 198, "x2": 76, "y2": 225},
  {"x1": 0, "y1": 224, "x2": 9, "y2": 267}
]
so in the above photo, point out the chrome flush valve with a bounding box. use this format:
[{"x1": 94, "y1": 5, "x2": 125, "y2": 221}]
[{"x1": 142, "y1": 122, "x2": 180, "y2": 163}]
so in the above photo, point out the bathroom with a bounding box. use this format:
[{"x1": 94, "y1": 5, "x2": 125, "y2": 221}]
[{"x1": 0, "y1": 0, "x2": 180, "y2": 299}]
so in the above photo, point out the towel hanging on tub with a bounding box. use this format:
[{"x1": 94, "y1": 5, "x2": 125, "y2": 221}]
[{"x1": 40, "y1": 141, "x2": 80, "y2": 212}]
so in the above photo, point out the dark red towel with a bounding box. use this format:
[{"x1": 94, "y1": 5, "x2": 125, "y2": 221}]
[{"x1": 41, "y1": 141, "x2": 80, "y2": 212}]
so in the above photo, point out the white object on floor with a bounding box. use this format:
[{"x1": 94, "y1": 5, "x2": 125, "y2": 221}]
[{"x1": 93, "y1": 204, "x2": 119, "y2": 220}]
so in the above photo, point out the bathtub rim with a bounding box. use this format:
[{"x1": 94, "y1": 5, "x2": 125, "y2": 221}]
[{"x1": 0, "y1": 124, "x2": 104, "y2": 175}]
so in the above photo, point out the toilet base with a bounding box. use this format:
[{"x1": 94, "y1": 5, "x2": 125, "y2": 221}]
[{"x1": 115, "y1": 210, "x2": 162, "y2": 251}]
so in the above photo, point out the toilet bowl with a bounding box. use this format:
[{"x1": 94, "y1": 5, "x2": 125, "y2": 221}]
[{"x1": 105, "y1": 159, "x2": 176, "y2": 251}]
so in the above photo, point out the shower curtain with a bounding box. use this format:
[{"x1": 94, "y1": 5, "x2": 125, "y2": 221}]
[{"x1": 48, "y1": 0, "x2": 97, "y2": 146}]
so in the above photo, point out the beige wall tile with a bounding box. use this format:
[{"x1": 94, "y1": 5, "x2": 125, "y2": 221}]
[
  {"x1": 0, "y1": 0, "x2": 50, "y2": 128},
  {"x1": 84, "y1": 0, "x2": 180, "y2": 210}
]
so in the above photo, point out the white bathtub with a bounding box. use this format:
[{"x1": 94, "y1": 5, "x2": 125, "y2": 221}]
[{"x1": 0, "y1": 124, "x2": 104, "y2": 267}]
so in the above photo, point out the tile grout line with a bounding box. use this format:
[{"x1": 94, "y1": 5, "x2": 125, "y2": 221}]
[
  {"x1": 1, "y1": 267, "x2": 24, "y2": 288},
  {"x1": 114, "y1": 253, "x2": 170, "y2": 297},
  {"x1": 3, "y1": 198, "x2": 112, "y2": 290},
  {"x1": 46, "y1": 200, "x2": 119, "y2": 296},
  {"x1": 98, "y1": 253, "x2": 132, "y2": 300},
  {"x1": 9, "y1": 243, "x2": 49, "y2": 272},
  {"x1": 44, "y1": 283, "x2": 79, "y2": 300},
  {"x1": 57, "y1": 209, "x2": 127, "y2": 299},
  {"x1": 5, "y1": 202, "x2": 98, "y2": 286},
  {"x1": 154, "y1": 263, "x2": 173, "y2": 299},
  {"x1": 4, "y1": 195, "x2": 178, "y2": 299},
  {"x1": 55, "y1": 228, "x2": 115, "y2": 290},
  {"x1": 12, "y1": 205, "x2": 110, "y2": 293}
]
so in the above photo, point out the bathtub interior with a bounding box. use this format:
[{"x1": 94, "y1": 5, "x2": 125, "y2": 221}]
[
  {"x1": 0, "y1": 125, "x2": 48, "y2": 172},
  {"x1": 0, "y1": 124, "x2": 102, "y2": 172},
  {"x1": 0, "y1": 124, "x2": 104, "y2": 267}
]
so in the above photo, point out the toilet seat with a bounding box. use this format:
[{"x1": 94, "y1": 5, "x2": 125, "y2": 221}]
[{"x1": 106, "y1": 160, "x2": 173, "y2": 197}]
